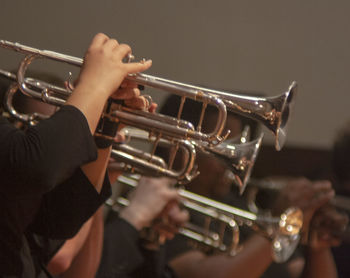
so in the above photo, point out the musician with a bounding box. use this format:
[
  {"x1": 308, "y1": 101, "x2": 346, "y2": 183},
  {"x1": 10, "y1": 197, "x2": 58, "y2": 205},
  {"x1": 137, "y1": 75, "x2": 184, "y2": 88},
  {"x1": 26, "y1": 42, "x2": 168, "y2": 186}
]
[
  {"x1": 330, "y1": 121, "x2": 350, "y2": 278},
  {"x1": 93, "y1": 175, "x2": 188, "y2": 278},
  {"x1": 0, "y1": 33, "x2": 152, "y2": 277},
  {"x1": 159, "y1": 94, "x2": 343, "y2": 278}
]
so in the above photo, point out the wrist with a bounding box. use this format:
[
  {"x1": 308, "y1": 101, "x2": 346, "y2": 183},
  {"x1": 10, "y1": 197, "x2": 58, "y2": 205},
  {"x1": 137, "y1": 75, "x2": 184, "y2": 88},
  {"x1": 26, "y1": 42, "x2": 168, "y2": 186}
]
[{"x1": 119, "y1": 206, "x2": 148, "y2": 231}]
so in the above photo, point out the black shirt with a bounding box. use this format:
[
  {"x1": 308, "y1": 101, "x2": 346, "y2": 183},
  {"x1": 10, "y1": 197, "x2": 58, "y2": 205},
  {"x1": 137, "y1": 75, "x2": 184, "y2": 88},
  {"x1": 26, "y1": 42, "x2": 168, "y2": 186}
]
[
  {"x1": 0, "y1": 105, "x2": 111, "y2": 277},
  {"x1": 96, "y1": 213, "x2": 177, "y2": 278}
]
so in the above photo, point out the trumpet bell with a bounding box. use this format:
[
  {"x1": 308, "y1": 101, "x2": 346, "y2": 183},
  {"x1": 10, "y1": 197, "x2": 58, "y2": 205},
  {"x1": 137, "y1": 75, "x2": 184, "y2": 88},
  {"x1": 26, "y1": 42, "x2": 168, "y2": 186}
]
[
  {"x1": 273, "y1": 82, "x2": 297, "y2": 151},
  {"x1": 272, "y1": 207, "x2": 303, "y2": 262},
  {"x1": 213, "y1": 81, "x2": 297, "y2": 151},
  {"x1": 205, "y1": 133, "x2": 264, "y2": 194}
]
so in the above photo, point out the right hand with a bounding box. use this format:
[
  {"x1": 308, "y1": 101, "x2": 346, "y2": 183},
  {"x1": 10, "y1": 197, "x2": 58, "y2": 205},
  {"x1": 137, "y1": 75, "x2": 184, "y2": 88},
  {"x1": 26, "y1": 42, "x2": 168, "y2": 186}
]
[
  {"x1": 76, "y1": 33, "x2": 152, "y2": 100},
  {"x1": 119, "y1": 177, "x2": 181, "y2": 231}
]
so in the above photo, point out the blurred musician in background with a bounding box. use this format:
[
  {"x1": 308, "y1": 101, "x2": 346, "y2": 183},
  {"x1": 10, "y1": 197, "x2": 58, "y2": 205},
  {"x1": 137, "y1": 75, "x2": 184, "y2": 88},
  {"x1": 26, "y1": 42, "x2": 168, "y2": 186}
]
[
  {"x1": 0, "y1": 33, "x2": 152, "y2": 277},
  {"x1": 159, "y1": 95, "x2": 345, "y2": 278},
  {"x1": 330, "y1": 121, "x2": 350, "y2": 278}
]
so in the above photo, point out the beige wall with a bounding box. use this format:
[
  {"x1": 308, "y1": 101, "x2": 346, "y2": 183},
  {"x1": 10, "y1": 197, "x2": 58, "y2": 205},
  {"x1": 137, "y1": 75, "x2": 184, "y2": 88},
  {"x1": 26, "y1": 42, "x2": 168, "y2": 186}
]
[{"x1": 1, "y1": 0, "x2": 349, "y2": 149}]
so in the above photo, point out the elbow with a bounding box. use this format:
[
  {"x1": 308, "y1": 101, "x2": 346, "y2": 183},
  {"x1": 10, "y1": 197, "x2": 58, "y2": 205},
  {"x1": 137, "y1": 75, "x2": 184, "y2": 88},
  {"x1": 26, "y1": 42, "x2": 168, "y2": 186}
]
[{"x1": 47, "y1": 252, "x2": 74, "y2": 275}]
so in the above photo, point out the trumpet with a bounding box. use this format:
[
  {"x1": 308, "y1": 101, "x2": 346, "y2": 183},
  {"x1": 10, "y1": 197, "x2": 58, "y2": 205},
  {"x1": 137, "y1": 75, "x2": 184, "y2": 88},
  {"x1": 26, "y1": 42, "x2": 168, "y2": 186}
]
[
  {"x1": 109, "y1": 174, "x2": 303, "y2": 263},
  {"x1": 112, "y1": 127, "x2": 263, "y2": 191},
  {"x1": 0, "y1": 76, "x2": 198, "y2": 183},
  {"x1": 0, "y1": 40, "x2": 228, "y2": 145},
  {"x1": 129, "y1": 74, "x2": 297, "y2": 151},
  {"x1": 0, "y1": 40, "x2": 297, "y2": 150}
]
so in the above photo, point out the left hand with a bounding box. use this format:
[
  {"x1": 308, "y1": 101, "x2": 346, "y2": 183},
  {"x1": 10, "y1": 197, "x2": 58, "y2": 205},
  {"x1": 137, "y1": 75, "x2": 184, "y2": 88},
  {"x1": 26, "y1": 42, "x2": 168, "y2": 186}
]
[{"x1": 308, "y1": 205, "x2": 349, "y2": 250}]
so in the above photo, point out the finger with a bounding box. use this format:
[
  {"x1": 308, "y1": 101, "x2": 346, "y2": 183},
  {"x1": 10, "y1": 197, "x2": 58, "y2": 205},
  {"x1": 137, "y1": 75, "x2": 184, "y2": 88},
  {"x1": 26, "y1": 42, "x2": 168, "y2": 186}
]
[
  {"x1": 168, "y1": 206, "x2": 189, "y2": 226},
  {"x1": 114, "y1": 43, "x2": 132, "y2": 60},
  {"x1": 104, "y1": 38, "x2": 119, "y2": 51},
  {"x1": 311, "y1": 180, "x2": 333, "y2": 192},
  {"x1": 125, "y1": 60, "x2": 152, "y2": 74},
  {"x1": 114, "y1": 131, "x2": 125, "y2": 143},
  {"x1": 149, "y1": 103, "x2": 158, "y2": 113},
  {"x1": 124, "y1": 96, "x2": 149, "y2": 110},
  {"x1": 309, "y1": 190, "x2": 335, "y2": 210},
  {"x1": 120, "y1": 80, "x2": 138, "y2": 89},
  {"x1": 111, "y1": 87, "x2": 141, "y2": 100},
  {"x1": 90, "y1": 33, "x2": 109, "y2": 48}
]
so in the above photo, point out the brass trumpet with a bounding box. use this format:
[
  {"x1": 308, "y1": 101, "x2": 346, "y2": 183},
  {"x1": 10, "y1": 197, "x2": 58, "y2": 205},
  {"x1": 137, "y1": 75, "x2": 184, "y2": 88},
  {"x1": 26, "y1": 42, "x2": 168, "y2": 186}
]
[{"x1": 110, "y1": 175, "x2": 303, "y2": 262}]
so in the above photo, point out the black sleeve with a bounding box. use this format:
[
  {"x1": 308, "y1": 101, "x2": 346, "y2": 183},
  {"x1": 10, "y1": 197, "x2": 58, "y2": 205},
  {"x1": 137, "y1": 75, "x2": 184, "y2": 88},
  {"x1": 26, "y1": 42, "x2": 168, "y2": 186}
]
[
  {"x1": 97, "y1": 214, "x2": 177, "y2": 278},
  {"x1": 0, "y1": 105, "x2": 97, "y2": 197},
  {"x1": 96, "y1": 216, "x2": 145, "y2": 278},
  {"x1": 28, "y1": 169, "x2": 111, "y2": 239}
]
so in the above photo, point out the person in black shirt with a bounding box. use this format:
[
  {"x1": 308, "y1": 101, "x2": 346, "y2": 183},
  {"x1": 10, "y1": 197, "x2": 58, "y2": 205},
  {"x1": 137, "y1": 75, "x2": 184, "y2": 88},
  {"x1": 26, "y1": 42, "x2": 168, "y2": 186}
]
[{"x1": 0, "y1": 32, "x2": 152, "y2": 277}]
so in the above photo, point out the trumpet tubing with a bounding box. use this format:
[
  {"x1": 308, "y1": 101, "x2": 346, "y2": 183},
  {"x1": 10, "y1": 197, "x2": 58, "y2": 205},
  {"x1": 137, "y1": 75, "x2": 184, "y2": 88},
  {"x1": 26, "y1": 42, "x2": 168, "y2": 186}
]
[
  {"x1": 114, "y1": 174, "x2": 303, "y2": 262},
  {"x1": 0, "y1": 40, "x2": 228, "y2": 146},
  {"x1": 128, "y1": 73, "x2": 297, "y2": 151},
  {"x1": 0, "y1": 39, "x2": 297, "y2": 150}
]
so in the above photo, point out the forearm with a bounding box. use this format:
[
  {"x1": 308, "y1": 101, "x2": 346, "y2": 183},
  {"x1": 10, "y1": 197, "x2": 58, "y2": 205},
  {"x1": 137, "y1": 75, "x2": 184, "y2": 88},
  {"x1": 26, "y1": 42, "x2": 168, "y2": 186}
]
[
  {"x1": 301, "y1": 247, "x2": 338, "y2": 278},
  {"x1": 171, "y1": 234, "x2": 274, "y2": 278},
  {"x1": 47, "y1": 217, "x2": 94, "y2": 275},
  {"x1": 60, "y1": 207, "x2": 104, "y2": 278},
  {"x1": 65, "y1": 84, "x2": 109, "y2": 134}
]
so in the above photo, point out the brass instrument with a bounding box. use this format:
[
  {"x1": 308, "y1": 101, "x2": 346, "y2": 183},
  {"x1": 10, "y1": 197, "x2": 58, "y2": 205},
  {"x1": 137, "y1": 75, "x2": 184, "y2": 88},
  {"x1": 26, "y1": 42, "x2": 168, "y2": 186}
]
[
  {"x1": 0, "y1": 40, "x2": 228, "y2": 146},
  {"x1": 0, "y1": 74, "x2": 197, "y2": 182},
  {"x1": 0, "y1": 40, "x2": 297, "y2": 150},
  {"x1": 128, "y1": 74, "x2": 297, "y2": 151},
  {"x1": 115, "y1": 127, "x2": 263, "y2": 192},
  {"x1": 110, "y1": 175, "x2": 303, "y2": 262}
]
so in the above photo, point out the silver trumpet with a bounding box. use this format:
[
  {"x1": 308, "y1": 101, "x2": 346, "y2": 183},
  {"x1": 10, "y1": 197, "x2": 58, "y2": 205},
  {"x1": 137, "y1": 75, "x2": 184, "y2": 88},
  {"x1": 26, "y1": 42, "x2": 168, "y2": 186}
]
[
  {"x1": 112, "y1": 127, "x2": 263, "y2": 192},
  {"x1": 0, "y1": 76, "x2": 198, "y2": 183},
  {"x1": 0, "y1": 40, "x2": 228, "y2": 146},
  {"x1": 0, "y1": 40, "x2": 297, "y2": 149},
  {"x1": 128, "y1": 74, "x2": 297, "y2": 151},
  {"x1": 110, "y1": 174, "x2": 303, "y2": 262}
]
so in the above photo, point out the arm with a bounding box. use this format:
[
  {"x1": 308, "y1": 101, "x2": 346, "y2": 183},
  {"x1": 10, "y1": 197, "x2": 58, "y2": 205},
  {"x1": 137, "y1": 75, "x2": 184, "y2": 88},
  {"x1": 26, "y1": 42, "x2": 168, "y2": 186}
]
[
  {"x1": 96, "y1": 177, "x2": 184, "y2": 278},
  {"x1": 0, "y1": 33, "x2": 152, "y2": 197},
  {"x1": 169, "y1": 234, "x2": 274, "y2": 278},
  {"x1": 50, "y1": 207, "x2": 104, "y2": 278},
  {"x1": 47, "y1": 215, "x2": 94, "y2": 274},
  {"x1": 299, "y1": 205, "x2": 347, "y2": 278}
]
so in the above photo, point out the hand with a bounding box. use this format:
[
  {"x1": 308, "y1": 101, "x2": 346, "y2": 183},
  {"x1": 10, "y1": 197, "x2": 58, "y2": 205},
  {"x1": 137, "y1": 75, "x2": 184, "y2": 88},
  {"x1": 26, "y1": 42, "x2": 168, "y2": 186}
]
[
  {"x1": 119, "y1": 177, "x2": 179, "y2": 230},
  {"x1": 308, "y1": 205, "x2": 349, "y2": 250},
  {"x1": 271, "y1": 177, "x2": 335, "y2": 242},
  {"x1": 153, "y1": 201, "x2": 189, "y2": 242},
  {"x1": 76, "y1": 33, "x2": 152, "y2": 100}
]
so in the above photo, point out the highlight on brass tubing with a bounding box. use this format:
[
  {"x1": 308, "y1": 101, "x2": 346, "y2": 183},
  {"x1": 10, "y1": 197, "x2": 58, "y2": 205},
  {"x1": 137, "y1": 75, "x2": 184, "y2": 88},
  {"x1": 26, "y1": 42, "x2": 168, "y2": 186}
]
[{"x1": 112, "y1": 174, "x2": 303, "y2": 262}]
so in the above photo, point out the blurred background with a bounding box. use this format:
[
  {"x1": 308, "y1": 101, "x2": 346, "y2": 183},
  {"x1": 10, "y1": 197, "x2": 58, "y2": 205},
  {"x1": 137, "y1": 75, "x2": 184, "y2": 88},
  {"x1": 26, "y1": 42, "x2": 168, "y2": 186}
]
[{"x1": 0, "y1": 0, "x2": 349, "y2": 151}]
